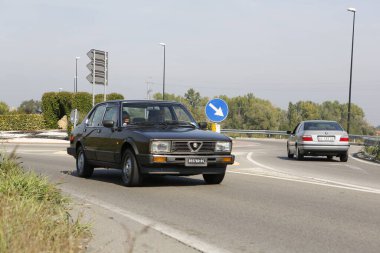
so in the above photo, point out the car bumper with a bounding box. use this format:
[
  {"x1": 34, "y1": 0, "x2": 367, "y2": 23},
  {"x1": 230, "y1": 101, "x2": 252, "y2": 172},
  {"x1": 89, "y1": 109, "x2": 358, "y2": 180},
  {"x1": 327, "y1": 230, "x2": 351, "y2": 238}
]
[
  {"x1": 67, "y1": 147, "x2": 76, "y2": 157},
  {"x1": 299, "y1": 144, "x2": 349, "y2": 155},
  {"x1": 136, "y1": 154, "x2": 235, "y2": 175}
]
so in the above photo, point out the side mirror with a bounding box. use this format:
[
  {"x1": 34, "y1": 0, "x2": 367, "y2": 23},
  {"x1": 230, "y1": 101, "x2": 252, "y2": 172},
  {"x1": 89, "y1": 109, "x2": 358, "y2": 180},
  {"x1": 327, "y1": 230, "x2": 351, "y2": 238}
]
[
  {"x1": 103, "y1": 120, "x2": 115, "y2": 128},
  {"x1": 198, "y1": 122, "x2": 208, "y2": 130},
  {"x1": 286, "y1": 130, "x2": 292, "y2": 135}
]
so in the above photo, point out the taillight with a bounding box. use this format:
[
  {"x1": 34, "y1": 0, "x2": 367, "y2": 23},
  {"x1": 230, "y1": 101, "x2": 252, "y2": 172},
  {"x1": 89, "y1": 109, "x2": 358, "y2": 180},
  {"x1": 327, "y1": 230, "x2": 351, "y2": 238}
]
[
  {"x1": 340, "y1": 137, "x2": 349, "y2": 142},
  {"x1": 69, "y1": 135, "x2": 75, "y2": 142},
  {"x1": 302, "y1": 136, "x2": 313, "y2": 141}
]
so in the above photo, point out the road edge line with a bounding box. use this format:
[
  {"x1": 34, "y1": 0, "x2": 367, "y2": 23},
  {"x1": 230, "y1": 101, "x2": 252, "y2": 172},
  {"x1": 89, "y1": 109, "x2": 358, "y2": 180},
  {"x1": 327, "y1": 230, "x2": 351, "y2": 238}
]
[{"x1": 65, "y1": 190, "x2": 231, "y2": 253}]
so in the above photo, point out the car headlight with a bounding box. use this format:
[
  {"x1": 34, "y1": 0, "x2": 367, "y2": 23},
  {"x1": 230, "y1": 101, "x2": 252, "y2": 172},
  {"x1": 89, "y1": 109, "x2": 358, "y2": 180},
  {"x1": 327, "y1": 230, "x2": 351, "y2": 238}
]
[
  {"x1": 151, "y1": 141, "x2": 171, "y2": 153},
  {"x1": 215, "y1": 141, "x2": 231, "y2": 152}
]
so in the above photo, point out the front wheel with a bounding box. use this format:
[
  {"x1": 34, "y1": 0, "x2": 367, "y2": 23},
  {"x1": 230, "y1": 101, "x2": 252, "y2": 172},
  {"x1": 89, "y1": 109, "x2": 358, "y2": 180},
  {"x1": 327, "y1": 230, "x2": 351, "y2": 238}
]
[
  {"x1": 121, "y1": 149, "x2": 142, "y2": 187},
  {"x1": 76, "y1": 146, "x2": 94, "y2": 178},
  {"x1": 203, "y1": 173, "x2": 225, "y2": 184},
  {"x1": 340, "y1": 152, "x2": 348, "y2": 162}
]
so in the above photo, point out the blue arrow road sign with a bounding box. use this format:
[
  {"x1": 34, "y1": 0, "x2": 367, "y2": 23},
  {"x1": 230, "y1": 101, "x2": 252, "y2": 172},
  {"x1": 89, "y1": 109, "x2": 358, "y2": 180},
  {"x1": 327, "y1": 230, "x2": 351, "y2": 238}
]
[{"x1": 205, "y1": 98, "x2": 229, "y2": 122}]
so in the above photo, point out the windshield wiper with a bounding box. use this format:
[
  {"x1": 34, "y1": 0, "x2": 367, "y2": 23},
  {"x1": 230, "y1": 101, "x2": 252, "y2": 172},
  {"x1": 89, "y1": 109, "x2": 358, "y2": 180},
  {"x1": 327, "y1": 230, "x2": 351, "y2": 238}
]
[{"x1": 163, "y1": 120, "x2": 197, "y2": 128}]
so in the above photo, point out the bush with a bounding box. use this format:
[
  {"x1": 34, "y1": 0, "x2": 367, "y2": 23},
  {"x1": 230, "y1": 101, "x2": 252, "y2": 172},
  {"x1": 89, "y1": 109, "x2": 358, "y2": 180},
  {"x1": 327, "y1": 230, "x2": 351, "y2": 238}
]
[
  {"x1": 41, "y1": 92, "x2": 60, "y2": 128},
  {"x1": 95, "y1": 92, "x2": 124, "y2": 104},
  {"x1": 0, "y1": 114, "x2": 46, "y2": 131},
  {"x1": 365, "y1": 144, "x2": 380, "y2": 161},
  {"x1": 41, "y1": 91, "x2": 124, "y2": 130}
]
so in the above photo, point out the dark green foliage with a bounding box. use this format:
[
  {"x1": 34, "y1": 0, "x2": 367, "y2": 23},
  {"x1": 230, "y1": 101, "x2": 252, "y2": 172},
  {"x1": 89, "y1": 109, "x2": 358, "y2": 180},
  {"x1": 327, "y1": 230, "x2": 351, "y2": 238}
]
[
  {"x1": 41, "y1": 92, "x2": 60, "y2": 128},
  {"x1": 106, "y1": 92, "x2": 124, "y2": 101},
  {"x1": 0, "y1": 114, "x2": 46, "y2": 130},
  {"x1": 41, "y1": 91, "x2": 124, "y2": 130},
  {"x1": 72, "y1": 92, "x2": 93, "y2": 118},
  {"x1": 18, "y1": 99, "x2": 41, "y2": 114},
  {"x1": 95, "y1": 92, "x2": 124, "y2": 104}
]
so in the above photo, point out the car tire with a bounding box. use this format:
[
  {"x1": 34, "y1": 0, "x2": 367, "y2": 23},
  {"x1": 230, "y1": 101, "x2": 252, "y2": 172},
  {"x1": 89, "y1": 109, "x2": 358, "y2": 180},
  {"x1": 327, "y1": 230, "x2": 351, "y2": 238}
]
[
  {"x1": 327, "y1": 155, "x2": 333, "y2": 160},
  {"x1": 340, "y1": 152, "x2": 348, "y2": 162},
  {"x1": 203, "y1": 173, "x2": 225, "y2": 184},
  {"x1": 287, "y1": 145, "x2": 294, "y2": 159},
  {"x1": 121, "y1": 149, "x2": 142, "y2": 187},
  {"x1": 76, "y1": 146, "x2": 94, "y2": 178},
  {"x1": 296, "y1": 145, "x2": 304, "y2": 160}
]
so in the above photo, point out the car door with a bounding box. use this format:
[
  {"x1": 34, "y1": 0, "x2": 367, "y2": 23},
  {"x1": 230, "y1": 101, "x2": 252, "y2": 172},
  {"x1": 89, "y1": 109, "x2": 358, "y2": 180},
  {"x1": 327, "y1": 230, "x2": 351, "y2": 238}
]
[
  {"x1": 288, "y1": 123, "x2": 301, "y2": 153},
  {"x1": 96, "y1": 104, "x2": 121, "y2": 163},
  {"x1": 82, "y1": 104, "x2": 106, "y2": 161}
]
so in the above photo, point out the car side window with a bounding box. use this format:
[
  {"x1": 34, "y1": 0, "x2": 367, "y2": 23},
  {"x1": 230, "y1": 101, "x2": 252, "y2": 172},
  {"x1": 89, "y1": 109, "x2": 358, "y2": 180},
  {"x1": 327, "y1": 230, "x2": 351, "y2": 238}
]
[
  {"x1": 103, "y1": 106, "x2": 118, "y2": 125},
  {"x1": 296, "y1": 124, "x2": 303, "y2": 133},
  {"x1": 88, "y1": 105, "x2": 106, "y2": 127}
]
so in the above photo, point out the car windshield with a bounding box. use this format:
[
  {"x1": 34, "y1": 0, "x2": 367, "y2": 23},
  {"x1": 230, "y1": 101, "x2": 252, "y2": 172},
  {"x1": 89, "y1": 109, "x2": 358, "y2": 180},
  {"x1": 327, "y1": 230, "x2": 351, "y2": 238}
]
[
  {"x1": 121, "y1": 102, "x2": 196, "y2": 127},
  {"x1": 304, "y1": 122, "x2": 343, "y2": 131}
]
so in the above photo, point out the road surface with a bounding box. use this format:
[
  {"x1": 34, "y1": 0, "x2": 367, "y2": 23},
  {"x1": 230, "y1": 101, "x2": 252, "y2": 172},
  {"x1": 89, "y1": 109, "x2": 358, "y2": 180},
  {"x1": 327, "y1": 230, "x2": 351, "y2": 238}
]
[{"x1": 2, "y1": 139, "x2": 380, "y2": 253}]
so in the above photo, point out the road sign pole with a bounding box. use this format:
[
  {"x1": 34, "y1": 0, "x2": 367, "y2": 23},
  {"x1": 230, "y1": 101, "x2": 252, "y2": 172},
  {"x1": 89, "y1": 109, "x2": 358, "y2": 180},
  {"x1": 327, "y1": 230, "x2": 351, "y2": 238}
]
[
  {"x1": 92, "y1": 49, "x2": 96, "y2": 106},
  {"x1": 104, "y1": 52, "x2": 108, "y2": 101}
]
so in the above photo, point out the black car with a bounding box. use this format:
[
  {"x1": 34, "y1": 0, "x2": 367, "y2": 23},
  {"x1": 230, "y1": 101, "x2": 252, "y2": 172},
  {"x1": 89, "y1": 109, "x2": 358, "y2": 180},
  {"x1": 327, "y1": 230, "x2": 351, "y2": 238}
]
[{"x1": 67, "y1": 100, "x2": 234, "y2": 186}]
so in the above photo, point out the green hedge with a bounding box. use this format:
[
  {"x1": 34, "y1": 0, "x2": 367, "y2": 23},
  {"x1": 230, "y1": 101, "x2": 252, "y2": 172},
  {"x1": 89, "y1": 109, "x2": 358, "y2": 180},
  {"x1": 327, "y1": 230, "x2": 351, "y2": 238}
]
[
  {"x1": 0, "y1": 114, "x2": 46, "y2": 131},
  {"x1": 41, "y1": 91, "x2": 124, "y2": 129}
]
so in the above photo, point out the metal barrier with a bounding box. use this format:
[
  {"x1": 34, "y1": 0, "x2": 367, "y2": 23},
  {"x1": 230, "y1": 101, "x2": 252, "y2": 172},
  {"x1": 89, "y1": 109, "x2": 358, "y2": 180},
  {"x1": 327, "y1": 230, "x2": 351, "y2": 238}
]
[{"x1": 221, "y1": 129, "x2": 380, "y2": 145}]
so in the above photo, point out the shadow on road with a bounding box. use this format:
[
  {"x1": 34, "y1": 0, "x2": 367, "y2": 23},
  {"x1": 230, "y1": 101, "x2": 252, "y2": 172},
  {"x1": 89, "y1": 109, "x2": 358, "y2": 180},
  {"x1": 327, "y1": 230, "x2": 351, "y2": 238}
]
[
  {"x1": 276, "y1": 156, "x2": 340, "y2": 162},
  {"x1": 61, "y1": 169, "x2": 206, "y2": 187}
]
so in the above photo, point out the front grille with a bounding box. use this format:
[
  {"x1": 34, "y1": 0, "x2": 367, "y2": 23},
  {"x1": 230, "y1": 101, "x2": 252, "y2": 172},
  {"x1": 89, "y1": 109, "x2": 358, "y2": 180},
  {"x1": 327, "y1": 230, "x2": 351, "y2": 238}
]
[{"x1": 172, "y1": 141, "x2": 215, "y2": 153}]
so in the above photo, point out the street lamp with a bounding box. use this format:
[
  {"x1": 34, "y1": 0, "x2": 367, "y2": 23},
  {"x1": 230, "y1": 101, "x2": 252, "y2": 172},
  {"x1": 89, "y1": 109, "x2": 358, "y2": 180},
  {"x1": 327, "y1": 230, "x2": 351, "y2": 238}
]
[
  {"x1": 346, "y1": 7, "x2": 356, "y2": 134},
  {"x1": 159, "y1": 43, "x2": 166, "y2": 100},
  {"x1": 75, "y1": 56, "x2": 80, "y2": 93}
]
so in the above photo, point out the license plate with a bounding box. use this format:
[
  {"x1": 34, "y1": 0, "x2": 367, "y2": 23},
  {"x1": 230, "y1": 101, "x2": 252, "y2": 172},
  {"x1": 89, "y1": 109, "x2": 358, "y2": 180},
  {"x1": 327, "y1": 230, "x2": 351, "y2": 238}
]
[
  {"x1": 317, "y1": 136, "x2": 335, "y2": 142},
  {"x1": 185, "y1": 157, "x2": 207, "y2": 167}
]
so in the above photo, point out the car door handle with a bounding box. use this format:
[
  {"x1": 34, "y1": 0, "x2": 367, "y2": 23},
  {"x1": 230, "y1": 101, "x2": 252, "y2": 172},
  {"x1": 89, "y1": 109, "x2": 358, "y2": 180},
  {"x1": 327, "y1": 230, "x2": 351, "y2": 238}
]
[
  {"x1": 83, "y1": 128, "x2": 87, "y2": 132},
  {"x1": 97, "y1": 129, "x2": 101, "y2": 133}
]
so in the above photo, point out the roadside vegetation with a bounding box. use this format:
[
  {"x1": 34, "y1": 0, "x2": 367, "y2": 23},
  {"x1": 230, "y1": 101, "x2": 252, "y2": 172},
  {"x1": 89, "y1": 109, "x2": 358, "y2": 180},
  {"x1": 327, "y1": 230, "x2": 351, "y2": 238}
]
[
  {"x1": 0, "y1": 149, "x2": 90, "y2": 253},
  {"x1": 153, "y1": 89, "x2": 376, "y2": 135},
  {"x1": 364, "y1": 143, "x2": 380, "y2": 161},
  {"x1": 0, "y1": 88, "x2": 376, "y2": 135}
]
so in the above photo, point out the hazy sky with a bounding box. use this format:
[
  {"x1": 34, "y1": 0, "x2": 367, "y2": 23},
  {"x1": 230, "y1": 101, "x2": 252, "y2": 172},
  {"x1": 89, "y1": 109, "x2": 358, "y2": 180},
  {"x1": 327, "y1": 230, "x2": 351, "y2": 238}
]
[{"x1": 1, "y1": 0, "x2": 379, "y2": 126}]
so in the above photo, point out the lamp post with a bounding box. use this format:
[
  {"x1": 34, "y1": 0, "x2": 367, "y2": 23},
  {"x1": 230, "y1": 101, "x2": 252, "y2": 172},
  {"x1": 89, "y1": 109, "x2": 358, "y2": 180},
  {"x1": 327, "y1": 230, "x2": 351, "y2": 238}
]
[
  {"x1": 75, "y1": 56, "x2": 80, "y2": 93},
  {"x1": 346, "y1": 7, "x2": 356, "y2": 134},
  {"x1": 159, "y1": 43, "x2": 166, "y2": 100}
]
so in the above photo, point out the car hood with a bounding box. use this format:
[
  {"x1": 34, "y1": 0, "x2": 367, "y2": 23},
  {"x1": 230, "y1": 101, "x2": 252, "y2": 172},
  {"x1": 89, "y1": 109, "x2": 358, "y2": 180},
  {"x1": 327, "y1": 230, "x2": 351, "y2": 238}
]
[{"x1": 131, "y1": 127, "x2": 231, "y2": 141}]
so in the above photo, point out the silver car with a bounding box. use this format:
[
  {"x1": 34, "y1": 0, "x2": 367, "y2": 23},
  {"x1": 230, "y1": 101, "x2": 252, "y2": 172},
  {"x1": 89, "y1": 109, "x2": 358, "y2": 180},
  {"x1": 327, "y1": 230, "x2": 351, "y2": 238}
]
[{"x1": 287, "y1": 120, "x2": 350, "y2": 162}]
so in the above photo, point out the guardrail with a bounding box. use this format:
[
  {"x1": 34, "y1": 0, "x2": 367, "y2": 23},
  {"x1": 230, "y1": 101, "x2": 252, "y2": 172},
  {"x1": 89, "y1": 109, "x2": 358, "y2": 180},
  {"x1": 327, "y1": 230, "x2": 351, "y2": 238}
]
[{"x1": 221, "y1": 129, "x2": 380, "y2": 145}]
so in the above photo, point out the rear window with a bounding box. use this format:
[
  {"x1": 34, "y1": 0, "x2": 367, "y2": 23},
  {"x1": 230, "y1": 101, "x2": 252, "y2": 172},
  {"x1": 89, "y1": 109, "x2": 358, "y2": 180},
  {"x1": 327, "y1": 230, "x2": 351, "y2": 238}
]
[{"x1": 304, "y1": 122, "x2": 343, "y2": 131}]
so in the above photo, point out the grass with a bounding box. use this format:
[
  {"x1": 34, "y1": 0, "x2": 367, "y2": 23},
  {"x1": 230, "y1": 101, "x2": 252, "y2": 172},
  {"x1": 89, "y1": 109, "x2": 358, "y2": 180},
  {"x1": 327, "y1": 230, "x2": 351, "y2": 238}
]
[{"x1": 0, "y1": 148, "x2": 90, "y2": 253}]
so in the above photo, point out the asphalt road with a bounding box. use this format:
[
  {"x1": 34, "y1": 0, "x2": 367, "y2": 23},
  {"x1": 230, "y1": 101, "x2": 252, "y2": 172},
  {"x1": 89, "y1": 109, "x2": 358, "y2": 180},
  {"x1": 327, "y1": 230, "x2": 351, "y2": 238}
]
[{"x1": 2, "y1": 139, "x2": 380, "y2": 253}]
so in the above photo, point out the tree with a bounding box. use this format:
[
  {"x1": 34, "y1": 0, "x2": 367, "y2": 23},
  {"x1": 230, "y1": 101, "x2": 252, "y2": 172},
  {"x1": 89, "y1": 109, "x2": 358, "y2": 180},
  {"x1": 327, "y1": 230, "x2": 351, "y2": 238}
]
[
  {"x1": 0, "y1": 101, "x2": 10, "y2": 115},
  {"x1": 184, "y1": 88, "x2": 201, "y2": 109},
  {"x1": 18, "y1": 99, "x2": 41, "y2": 114}
]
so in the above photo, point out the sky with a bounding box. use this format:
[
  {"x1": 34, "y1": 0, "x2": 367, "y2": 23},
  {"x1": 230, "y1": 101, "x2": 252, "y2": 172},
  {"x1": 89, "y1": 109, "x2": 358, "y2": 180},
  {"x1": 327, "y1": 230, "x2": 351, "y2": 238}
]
[{"x1": 1, "y1": 0, "x2": 379, "y2": 126}]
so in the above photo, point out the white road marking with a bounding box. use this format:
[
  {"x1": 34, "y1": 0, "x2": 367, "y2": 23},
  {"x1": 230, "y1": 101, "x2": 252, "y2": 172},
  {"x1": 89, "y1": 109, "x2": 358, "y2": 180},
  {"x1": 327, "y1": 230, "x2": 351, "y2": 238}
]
[
  {"x1": 53, "y1": 151, "x2": 69, "y2": 155},
  {"x1": 231, "y1": 152, "x2": 248, "y2": 156},
  {"x1": 227, "y1": 170, "x2": 380, "y2": 195},
  {"x1": 328, "y1": 163, "x2": 368, "y2": 174},
  {"x1": 227, "y1": 152, "x2": 380, "y2": 195},
  {"x1": 349, "y1": 153, "x2": 380, "y2": 167},
  {"x1": 64, "y1": 190, "x2": 231, "y2": 253}
]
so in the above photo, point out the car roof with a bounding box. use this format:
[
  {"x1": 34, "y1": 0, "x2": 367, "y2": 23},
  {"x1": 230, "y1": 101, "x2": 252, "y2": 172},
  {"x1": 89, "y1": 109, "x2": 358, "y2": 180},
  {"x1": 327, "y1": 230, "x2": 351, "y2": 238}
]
[
  {"x1": 301, "y1": 120, "x2": 338, "y2": 123},
  {"x1": 97, "y1": 100, "x2": 183, "y2": 105}
]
